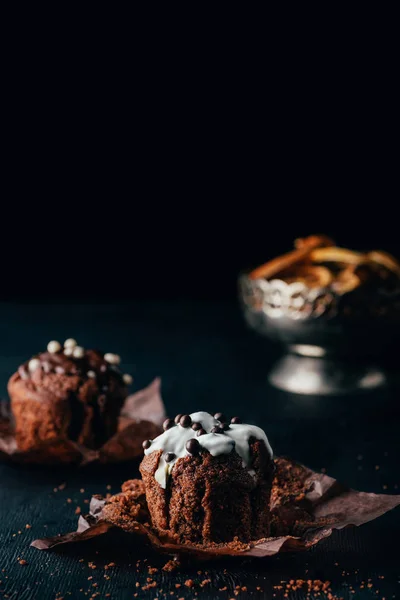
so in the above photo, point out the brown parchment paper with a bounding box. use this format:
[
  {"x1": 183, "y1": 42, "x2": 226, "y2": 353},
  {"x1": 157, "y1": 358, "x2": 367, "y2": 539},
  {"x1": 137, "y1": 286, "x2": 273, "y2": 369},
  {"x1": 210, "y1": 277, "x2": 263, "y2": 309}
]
[
  {"x1": 31, "y1": 457, "x2": 400, "y2": 559},
  {"x1": 0, "y1": 378, "x2": 164, "y2": 465}
]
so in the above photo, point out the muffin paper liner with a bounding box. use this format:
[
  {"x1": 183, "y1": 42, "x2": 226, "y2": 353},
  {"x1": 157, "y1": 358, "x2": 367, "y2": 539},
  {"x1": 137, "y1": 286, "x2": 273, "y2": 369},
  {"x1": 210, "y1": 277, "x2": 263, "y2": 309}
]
[
  {"x1": 31, "y1": 457, "x2": 400, "y2": 559},
  {"x1": 0, "y1": 378, "x2": 164, "y2": 465}
]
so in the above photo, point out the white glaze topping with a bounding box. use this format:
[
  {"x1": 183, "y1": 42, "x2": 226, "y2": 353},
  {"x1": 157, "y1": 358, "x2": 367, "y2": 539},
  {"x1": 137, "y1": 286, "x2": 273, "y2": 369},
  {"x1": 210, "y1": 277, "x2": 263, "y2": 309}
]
[{"x1": 144, "y1": 411, "x2": 273, "y2": 488}]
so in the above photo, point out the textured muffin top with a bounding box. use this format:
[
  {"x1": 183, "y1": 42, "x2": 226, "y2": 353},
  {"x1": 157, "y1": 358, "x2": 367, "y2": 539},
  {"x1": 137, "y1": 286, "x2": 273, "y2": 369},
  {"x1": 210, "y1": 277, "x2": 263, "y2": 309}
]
[
  {"x1": 143, "y1": 411, "x2": 273, "y2": 488},
  {"x1": 11, "y1": 338, "x2": 133, "y2": 398}
]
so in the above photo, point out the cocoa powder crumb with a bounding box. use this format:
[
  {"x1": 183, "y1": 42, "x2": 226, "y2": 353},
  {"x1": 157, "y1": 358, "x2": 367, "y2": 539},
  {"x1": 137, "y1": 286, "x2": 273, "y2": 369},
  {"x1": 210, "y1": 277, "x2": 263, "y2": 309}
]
[
  {"x1": 163, "y1": 560, "x2": 180, "y2": 572},
  {"x1": 141, "y1": 581, "x2": 157, "y2": 591}
]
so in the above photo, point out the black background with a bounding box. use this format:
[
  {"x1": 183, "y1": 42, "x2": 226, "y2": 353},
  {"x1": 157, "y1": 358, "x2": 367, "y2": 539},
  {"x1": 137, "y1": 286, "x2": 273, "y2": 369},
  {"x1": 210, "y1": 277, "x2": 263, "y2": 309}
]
[
  {"x1": 2, "y1": 47, "x2": 398, "y2": 305},
  {"x1": 1, "y1": 175, "x2": 398, "y2": 303}
]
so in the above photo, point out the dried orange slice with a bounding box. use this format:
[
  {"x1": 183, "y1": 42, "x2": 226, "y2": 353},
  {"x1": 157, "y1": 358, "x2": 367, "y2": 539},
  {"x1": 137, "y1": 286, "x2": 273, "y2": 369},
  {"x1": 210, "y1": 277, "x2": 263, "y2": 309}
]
[
  {"x1": 310, "y1": 247, "x2": 364, "y2": 265},
  {"x1": 332, "y1": 269, "x2": 361, "y2": 294},
  {"x1": 249, "y1": 235, "x2": 329, "y2": 280},
  {"x1": 279, "y1": 265, "x2": 333, "y2": 288},
  {"x1": 367, "y1": 250, "x2": 400, "y2": 278}
]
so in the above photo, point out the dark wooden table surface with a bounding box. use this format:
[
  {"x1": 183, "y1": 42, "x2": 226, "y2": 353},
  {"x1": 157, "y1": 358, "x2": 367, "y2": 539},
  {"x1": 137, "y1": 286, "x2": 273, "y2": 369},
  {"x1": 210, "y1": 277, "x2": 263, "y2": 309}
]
[{"x1": 0, "y1": 302, "x2": 399, "y2": 600}]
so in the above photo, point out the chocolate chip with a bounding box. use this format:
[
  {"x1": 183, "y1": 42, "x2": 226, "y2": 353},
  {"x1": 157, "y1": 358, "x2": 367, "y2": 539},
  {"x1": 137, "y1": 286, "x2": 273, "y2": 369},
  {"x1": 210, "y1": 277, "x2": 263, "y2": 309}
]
[
  {"x1": 211, "y1": 426, "x2": 224, "y2": 434},
  {"x1": 231, "y1": 417, "x2": 242, "y2": 424},
  {"x1": 191, "y1": 422, "x2": 202, "y2": 431},
  {"x1": 186, "y1": 439, "x2": 200, "y2": 455},
  {"x1": 196, "y1": 428, "x2": 207, "y2": 437},
  {"x1": 179, "y1": 415, "x2": 192, "y2": 428},
  {"x1": 164, "y1": 452, "x2": 176, "y2": 462},
  {"x1": 214, "y1": 412, "x2": 226, "y2": 422},
  {"x1": 142, "y1": 440, "x2": 151, "y2": 450},
  {"x1": 174, "y1": 413, "x2": 183, "y2": 424},
  {"x1": 163, "y1": 418, "x2": 175, "y2": 431}
]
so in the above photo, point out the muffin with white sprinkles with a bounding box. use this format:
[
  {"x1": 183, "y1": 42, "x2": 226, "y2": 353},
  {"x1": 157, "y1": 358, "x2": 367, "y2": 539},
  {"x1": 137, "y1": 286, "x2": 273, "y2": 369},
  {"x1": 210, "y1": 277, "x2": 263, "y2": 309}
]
[
  {"x1": 8, "y1": 339, "x2": 133, "y2": 451},
  {"x1": 139, "y1": 411, "x2": 274, "y2": 545}
]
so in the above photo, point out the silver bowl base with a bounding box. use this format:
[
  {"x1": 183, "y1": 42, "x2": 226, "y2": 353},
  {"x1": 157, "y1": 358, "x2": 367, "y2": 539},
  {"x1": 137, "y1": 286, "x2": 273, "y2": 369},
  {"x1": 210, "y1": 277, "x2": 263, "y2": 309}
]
[{"x1": 268, "y1": 353, "x2": 387, "y2": 395}]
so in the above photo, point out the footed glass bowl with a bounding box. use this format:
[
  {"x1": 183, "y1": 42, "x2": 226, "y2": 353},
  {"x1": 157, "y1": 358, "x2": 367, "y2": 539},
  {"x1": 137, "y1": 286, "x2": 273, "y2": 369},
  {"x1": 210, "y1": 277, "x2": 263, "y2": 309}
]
[{"x1": 239, "y1": 274, "x2": 400, "y2": 395}]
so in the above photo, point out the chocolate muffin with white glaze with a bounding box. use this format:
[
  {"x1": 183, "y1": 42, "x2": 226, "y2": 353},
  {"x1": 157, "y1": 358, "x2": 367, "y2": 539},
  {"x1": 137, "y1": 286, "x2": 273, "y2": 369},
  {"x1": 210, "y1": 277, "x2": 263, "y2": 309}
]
[
  {"x1": 139, "y1": 411, "x2": 274, "y2": 545},
  {"x1": 8, "y1": 339, "x2": 133, "y2": 451}
]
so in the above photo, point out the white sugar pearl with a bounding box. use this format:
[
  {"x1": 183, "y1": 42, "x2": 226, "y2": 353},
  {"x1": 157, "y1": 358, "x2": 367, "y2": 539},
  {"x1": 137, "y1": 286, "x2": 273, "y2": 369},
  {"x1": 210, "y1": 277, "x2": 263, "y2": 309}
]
[
  {"x1": 64, "y1": 348, "x2": 73, "y2": 356},
  {"x1": 87, "y1": 370, "x2": 96, "y2": 378},
  {"x1": 47, "y1": 340, "x2": 61, "y2": 354},
  {"x1": 104, "y1": 353, "x2": 121, "y2": 365},
  {"x1": 64, "y1": 338, "x2": 77, "y2": 349},
  {"x1": 123, "y1": 374, "x2": 133, "y2": 385},
  {"x1": 73, "y1": 346, "x2": 85, "y2": 359},
  {"x1": 28, "y1": 358, "x2": 41, "y2": 372}
]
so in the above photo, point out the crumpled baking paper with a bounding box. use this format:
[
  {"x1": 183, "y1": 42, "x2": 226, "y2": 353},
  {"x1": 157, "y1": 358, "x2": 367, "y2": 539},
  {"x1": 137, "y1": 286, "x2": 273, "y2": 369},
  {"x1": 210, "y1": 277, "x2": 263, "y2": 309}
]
[{"x1": 31, "y1": 457, "x2": 400, "y2": 559}]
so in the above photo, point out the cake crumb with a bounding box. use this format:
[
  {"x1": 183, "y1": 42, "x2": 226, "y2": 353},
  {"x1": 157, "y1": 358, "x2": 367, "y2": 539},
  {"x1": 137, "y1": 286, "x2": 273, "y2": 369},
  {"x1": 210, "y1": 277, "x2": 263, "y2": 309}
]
[
  {"x1": 25, "y1": 524, "x2": 31, "y2": 529},
  {"x1": 148, "y1": 567, "x2": 158, "y2": 575},
  {"x1": 141, "y1": 581, "x2": 157, "y2": 591},
  {"x1": 18, "y1": 559, "x2": 28, "y2": 566},
  {"x1": 185, "y1": 580, "x2": 194, "y2": 588},
  {"x1": 163, "y1": 560, "x2": 180, "y2": 572}
]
